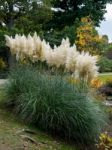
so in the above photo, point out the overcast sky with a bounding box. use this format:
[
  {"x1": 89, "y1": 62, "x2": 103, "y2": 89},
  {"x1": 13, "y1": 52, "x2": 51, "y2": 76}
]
[{"x1": 97, "y1": 4, "x2": 112, "y2": 42}]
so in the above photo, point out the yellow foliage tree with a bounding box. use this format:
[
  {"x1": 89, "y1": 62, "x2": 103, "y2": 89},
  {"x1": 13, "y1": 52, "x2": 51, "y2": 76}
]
[
  {"x1": 0, "y1": 58, "x2": 6, "y2": 71},
  {"x1": 75, "y1": 17, "x2": 107, "y2": 55}
]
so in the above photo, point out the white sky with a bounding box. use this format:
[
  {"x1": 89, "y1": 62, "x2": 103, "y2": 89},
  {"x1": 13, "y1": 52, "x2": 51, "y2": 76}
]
[{"x1": 97, "y1": 4, "x2": 112, "y2": 42}]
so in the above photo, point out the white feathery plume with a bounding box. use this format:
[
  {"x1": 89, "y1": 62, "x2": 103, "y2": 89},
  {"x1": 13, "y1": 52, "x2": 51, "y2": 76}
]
[
  {"x1": 5, "y1": 35, "x2": 15, "y2": 54},
  {"x1": 75, "y1": 52, "x2": 98, "y2": 81},
  {"x1": 15, "y1": 34, "x2": 21, "y2": 52},
  {"x1": 40, "y1": 39, "x2": 48, "y2": 61},
  {"x1": 65, "y1": 45, "x2": 79, "y2": 72},
  {"x1": 20, "y1": 35, "x2": 27, "y2": 52},
  {"x1": 47, "y1": 38, "x2": 71, "y2": 68},
  {"x1": 27, "y1": 34, "x2": 35, "y2": 57},
  {"x1": 33, "y1": 32, "x2": 38, "y2": 43},
  {"x1": 5, "y1": 33, "x2": 99, "y2": 81}
]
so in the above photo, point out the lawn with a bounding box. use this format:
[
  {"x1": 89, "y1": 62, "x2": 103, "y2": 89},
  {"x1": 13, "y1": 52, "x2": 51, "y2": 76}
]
[
  {"x1": 0, "y1": 89, "x2": 78, "y2": 150},
  {"x1": 98, "y1": 73, "x2": 112, "y2": 82}
]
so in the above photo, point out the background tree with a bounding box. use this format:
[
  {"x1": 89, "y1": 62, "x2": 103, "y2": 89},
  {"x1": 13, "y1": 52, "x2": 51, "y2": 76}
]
[
  {"x1": 44, "y1": 0, "x2": 112, "y2": 46},
  {"x1": 48, "y1": 0, "x2": 112, "y2": 31},
  {"x1": 44, "y1": 18, "x2": 80, "y2": 46},
  {"x1": 0, "y1": 0, "x2": 52, "y2": 67},
  {"x1": 105, "y1": 43, "x2": 112, "y2": 59},
  {"x1": 75, "y1": 17, "x2": 108, "y2": 55},
  {"x1": 0, "y1": 0, "x2": 52, "y2": 32}
]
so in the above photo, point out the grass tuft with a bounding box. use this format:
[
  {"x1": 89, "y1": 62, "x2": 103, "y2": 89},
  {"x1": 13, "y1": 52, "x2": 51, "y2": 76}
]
[{"x1": 6, "y1": 65, "x2": 106, "y2": 144}]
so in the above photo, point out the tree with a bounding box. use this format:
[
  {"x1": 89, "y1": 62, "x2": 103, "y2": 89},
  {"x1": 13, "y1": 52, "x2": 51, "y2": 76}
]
[
  {"x1": 75, "y1": 17, "x2": 108, "y2": 55},
  {"x1": 0, "y1": 0, "x2": 52, "y2": 33},
  {"x1": 44, "y1": 18, "x2": 80, "y2": 46},
  {"x1": 0, "y1": 0, "x2": 52, "y2": 67},
  {"x1": 48, "y1": 0, "x2": 112, "y2": 30}
]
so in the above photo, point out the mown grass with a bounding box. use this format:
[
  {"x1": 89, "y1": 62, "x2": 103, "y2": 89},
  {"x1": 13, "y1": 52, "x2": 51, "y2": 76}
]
[
  {"x1": 98, "y1": 73, "x2": 112, "y2": 83},
  {"x1": 0, "y1": 89, "x2": 78, "y2": 150}
]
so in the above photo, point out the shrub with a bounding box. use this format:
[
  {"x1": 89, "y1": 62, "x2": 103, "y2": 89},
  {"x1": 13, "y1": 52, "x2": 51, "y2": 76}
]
[
  {"x1": 0, "y1": 57, "x2": 6, "y2": 71},
  {"x1": 106, "y1": 107, "x2": 112, "y2": 120},
  {"x1": 98, "y1": 57, "x2": 112, "y2": 73},
  {"x1": 99, "y1": 80, "x2": 112, "y2": 97},
  {"x1": 6, "y1": 65, "x2": 106, "y2": 144},
  {"x1": 91, "y1": 79, "x2": 103, "y2": 89},
  {"x1": 0, "y1": 57, "x2": 8, "y2": 78},
  {"x1": 96, "y1": 132, "x2": 112, "y2": 150}
]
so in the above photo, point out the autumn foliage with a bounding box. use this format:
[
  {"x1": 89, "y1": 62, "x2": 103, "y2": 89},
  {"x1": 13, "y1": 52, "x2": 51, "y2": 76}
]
[{"x1": 75, "y1": 17, "x2": 106, "y2": 55}]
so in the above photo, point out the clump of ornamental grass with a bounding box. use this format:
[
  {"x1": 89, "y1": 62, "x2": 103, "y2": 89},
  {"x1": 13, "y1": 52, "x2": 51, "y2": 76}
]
[
  {"x1": 5, "y1": 33, "x2": 98, "y2": 81},
  {"x1": 6, "y1": 65, "x2": 106, "y2": 145}
]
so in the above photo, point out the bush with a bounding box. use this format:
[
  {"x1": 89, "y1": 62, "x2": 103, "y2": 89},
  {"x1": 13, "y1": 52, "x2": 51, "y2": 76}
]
[
  {"x1": 0, "y1": 58, "x2": 6, "y2": 71},
  {"x1": 0, "y1": 57, "x2": 8, "y2": 79},
  {"x1": 96, "y1": 132, "x2": 112, "y2": 150},
  {"x1": 99, "y1": 80, "x2": 112, "y2": 97},
  {"x1": 6, "y1": 65, "x2": 106, "y2": 144},
  {"x1": 98, "y1": 57, "x2": 112, "y2": 73}
]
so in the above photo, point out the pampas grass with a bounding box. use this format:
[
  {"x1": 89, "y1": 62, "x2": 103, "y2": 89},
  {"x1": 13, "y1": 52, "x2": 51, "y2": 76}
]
[
  {"x1": 5, "y1": 33, "x2": 98, "y2": 81},
  {"x1": 6, "y1": 65, "x2": 106, "y2": 144}
]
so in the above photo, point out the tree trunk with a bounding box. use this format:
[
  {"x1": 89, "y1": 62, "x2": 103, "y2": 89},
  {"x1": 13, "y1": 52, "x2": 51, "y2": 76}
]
[
  {"x1": 7, "y1": 2, "x2": 14, "y2": 29},
  {"x1": 8, "y1": 50, "x2": 16, "y2": 69},
  {"x1": 8, "y1": 16, "x2": 14, "y2": 30},
  {"x1": 7, "y1": 2, "x2": 15, "y2": 68}
]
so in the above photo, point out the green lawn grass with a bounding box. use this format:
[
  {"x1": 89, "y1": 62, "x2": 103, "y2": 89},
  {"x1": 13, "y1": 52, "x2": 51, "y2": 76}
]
[
  {"x1": 98, "y1": 73, "x2": 112, "y2": 82},
  {"x1": 0, "y1": 89, "x2": 78, "y2": 150}
]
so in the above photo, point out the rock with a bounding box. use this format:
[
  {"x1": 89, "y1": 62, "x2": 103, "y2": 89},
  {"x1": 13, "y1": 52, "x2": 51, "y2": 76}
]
[{"x1": 104, "y1": 101, "x2": 112, "y2": 106}]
